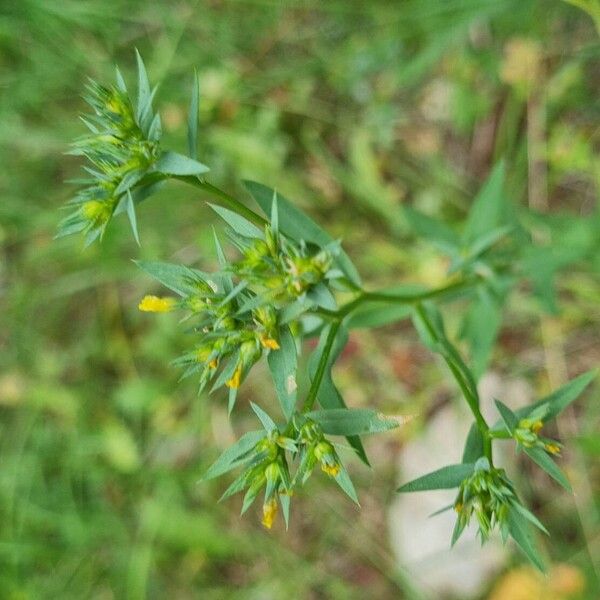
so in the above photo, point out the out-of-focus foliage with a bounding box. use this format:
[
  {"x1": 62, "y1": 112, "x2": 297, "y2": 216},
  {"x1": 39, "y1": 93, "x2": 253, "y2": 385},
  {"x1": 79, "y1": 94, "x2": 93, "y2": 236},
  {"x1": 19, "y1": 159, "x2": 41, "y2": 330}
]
[{"x1": 1, "y1": 1, "x2": 599, "y2": 598}]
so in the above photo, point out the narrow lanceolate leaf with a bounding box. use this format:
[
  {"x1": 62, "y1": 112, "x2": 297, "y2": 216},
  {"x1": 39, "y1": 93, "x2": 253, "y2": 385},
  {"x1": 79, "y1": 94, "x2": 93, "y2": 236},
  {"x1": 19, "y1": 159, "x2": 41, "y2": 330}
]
[
  {"x1": 334, "y1": 463, "x2": 360, "y2": 506},
  {"x1": 243, "y1": 180, "x2": 361, "y2": 287},
  {"x1": 135, "y1": 49, "x2": 152, "y2": 126},
  {"x1": 267, "y1": 326, "x2": 297, "y2": 420},
  {"x1": 125, "y1": 190, "x2": 140, "y2": 246},
  {"x1": 250, "y1": 402, "x2": 277, "y2": 431},
  {"x1": 280, "y1": 493, "x2": 291, "y2": 530},
  {"x1": 507, "y1": 507, "x2": 546, "y2": 572},
  {"x1": 510, "y1": 501, "x2": 549, "y2": 535},
  {"x1": 270, "y1": 190, "x2": 279, "y2": 234},
  {"x1": 135, "y1": 260, "x2": 212, "y2": 296},
  {"x1": 187, "y1": 70, "x2": 199, "y2": 159},
  {"x1": 212, "y1": 229, "x2": 233, "y2": 293},
  {"x1": 463, "y1": 160, "x2": 506, "y2": 245},
  {"x1": 534, "y1": 370, "x2": 596, "y2": 422},
  {"x1": 490, "y1": 370, "x2": 596, "y2": 433},
  {"x1": 494, "y1": 399, "x2": 518, "y2": 433},
  {"x1": 461, "y1": 286, "x2": 504, "y2": 379},
  {"x1": 154, "y1": 151, "x2": 210, "y2": 176},
  {"x1": 306, "y1": 408, "x2": 404, "y2": 436},
  {"x1": 209, "y1": 204, "x2": 263, "y2": 239},
  {"x1": 462, "y1": 424, "x2": 484, "y2": 463},
  {"x1": 115, "y1": 65, "x2": 127, "y2": 93},
  {"x1": 403, "y1": 206, "x2": 460, "y2": 254},
  {"x1": 308, "y1": 324, "x2": 369, "y2": 465},
  {"x1": 524, "y1": 447, "x2": 572, "y2": 491},
  {"x1": 397, "y1": 463, "x2": 475, "y2": 493},
  {"x1": 201, "y1": 430, "x2": 265, "y2": 480},
  {"x1": 346, "y1": 302, "x2": 413, "y2": 329}
]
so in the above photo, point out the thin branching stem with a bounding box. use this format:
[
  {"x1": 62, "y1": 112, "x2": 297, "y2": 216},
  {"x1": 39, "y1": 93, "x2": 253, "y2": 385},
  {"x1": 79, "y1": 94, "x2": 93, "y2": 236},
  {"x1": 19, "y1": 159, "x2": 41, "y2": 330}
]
[{"x1": 414, "y1": 303, "x2": 493, "y2": 464}]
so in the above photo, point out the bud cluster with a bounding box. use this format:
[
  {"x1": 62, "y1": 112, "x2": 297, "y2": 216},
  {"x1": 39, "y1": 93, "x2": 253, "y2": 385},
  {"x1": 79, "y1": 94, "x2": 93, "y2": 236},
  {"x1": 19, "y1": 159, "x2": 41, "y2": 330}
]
[
  {"x1": 58, "y1": 78, "x2": 160, "y2": 243},
  {"x1": 232, "y1": 225, "x2": 335, "y2": 303},
  {"x1": 216, "y1": 414, "x2": 346, "y2": 530},
  {"x1": 139, "y1": 273, "x2": 281, "y2": 399},
  {"x1": 453, "y1": 458, "x2": 516, "y2": 544},
  {"x1": 512, "y1": 409, "x2": 562, "y2": 456}
]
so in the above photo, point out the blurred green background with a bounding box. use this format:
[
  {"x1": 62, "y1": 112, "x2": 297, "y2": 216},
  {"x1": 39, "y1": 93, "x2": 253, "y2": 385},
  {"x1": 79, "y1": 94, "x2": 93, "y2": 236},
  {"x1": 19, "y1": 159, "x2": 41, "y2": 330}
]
[{"x1": 1, "y1": 1, "x2": 599, "y2": 598}]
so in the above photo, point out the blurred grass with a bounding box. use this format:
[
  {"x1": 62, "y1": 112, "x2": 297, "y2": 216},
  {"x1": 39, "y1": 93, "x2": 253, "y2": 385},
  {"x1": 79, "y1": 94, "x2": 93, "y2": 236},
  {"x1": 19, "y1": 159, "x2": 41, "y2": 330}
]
[{"x1": 0, "y1": 0, "x2": 599, "y2": 598}]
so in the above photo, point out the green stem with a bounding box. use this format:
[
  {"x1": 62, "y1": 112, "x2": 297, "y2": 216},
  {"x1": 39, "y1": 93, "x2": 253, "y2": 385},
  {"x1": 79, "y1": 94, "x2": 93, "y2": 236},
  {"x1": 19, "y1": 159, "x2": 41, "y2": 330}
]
[
  {"x1": 302, "y1": 320, "x2": 341, "y2": 413},
  {"x1": 414, "y1": 303, "x2": 493, "y2": 464},
  {"x1": 174, "y1": 176, "x2": 267, "y2": 228}
]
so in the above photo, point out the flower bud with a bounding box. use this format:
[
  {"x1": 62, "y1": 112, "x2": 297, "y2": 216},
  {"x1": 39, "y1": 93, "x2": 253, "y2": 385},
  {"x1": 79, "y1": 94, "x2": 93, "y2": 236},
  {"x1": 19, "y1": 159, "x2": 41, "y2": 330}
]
[{"x1": 262, "y1": 497, "x2": 278, "y2": 529}]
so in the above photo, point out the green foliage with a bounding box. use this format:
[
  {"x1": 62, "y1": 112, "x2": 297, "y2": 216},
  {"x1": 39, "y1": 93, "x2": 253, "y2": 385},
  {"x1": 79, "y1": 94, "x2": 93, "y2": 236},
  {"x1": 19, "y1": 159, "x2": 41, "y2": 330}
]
[{"x1": 53, "y1": 50, "x2": 598, "y2": 574}]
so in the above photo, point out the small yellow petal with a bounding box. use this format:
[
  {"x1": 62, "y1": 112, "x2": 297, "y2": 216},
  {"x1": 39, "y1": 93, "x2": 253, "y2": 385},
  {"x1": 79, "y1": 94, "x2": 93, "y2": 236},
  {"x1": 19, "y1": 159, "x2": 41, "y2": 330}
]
[
  {"x1": 531, "y1": 420, "x2": 543, "y2": 433},
  {"x1": 260, "y1": 335, "x2": 280, "y2": 350},
  {"x1": 138, "y1": 295, "x2": 176, "y2": 313},
  {"x1": 208, "y1": 359, "x2": 218, "y2": 369},
  {"x1": 225, "y1": 366, "x2": 242, "y2": 389},
  {"x1": 320, "y1": 462, "x2": 340, "y2": 477},
  {"x1": 262, "y1": 498, "x2": 278, "y2": 529},
  {"x1": 545, "y1": 443, "x2": 561, "y2": 455}
]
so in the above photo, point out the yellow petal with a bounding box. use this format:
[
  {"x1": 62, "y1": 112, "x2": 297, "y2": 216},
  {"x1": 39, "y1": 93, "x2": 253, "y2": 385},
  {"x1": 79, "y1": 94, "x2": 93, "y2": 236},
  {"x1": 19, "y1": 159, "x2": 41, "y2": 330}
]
[
  {"x1": 138, "y1": 295, "x2": 176, "y2": 313},
  {"x1": 261, "y1": 498, "x2": 278, "y2": 529},
  {"x1": 225, "y1": 366, "x2": 242, "y2": 389}
]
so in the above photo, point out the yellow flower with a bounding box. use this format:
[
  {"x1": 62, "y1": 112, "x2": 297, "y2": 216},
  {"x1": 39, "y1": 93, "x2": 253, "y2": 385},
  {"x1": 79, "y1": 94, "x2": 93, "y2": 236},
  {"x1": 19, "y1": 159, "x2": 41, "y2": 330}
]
[
  {"x1": 531, "y1": 420, "x2": 543, "y2": 433},
  {"x1": 320, "y1": 462, "x2": 340, "y2": 477},
  {"x1": 208, "y1": 359, "x2": 218, "y2": 369},
  {"x1": 138, "y1": 295, "x2": 176, "y2": 313},
  {"x1": 260, "y1": 335, "x2": 280, "y2": 350},
  {"x1": 226, "y1": 366, "x2": 242, "y2": 389},
  {"x1": 545, "y1": 442, "x2": 561, "y2": 455},
  {"x1": 261, "y1": 497, "x2": 278, "y2": 529}
]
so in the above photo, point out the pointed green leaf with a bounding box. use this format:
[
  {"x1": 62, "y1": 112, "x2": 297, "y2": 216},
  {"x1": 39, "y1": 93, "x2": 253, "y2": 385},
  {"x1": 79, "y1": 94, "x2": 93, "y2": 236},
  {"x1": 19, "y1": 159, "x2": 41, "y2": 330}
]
[
  {"x1": 271, "y1": 190, "x2": 279, "y2": 234},
  {"x1": 346, "y1": 302, "x2": 413, "y2": 329},
  {"x1": 279, "y1": 493, "x2": 291, "y2": 530},
  {"x1": 250, "y1": 402, "x2": 277, "y2": 431},
  {"x1": 135, "y1": 49, "x2": 152, "y2": 128},
  {"x1": 403, "y1": 206, "x2": 459, "y2": 253},
  {"x1": 135, "y1": 260, "x2": 211, "y2": 296},
  {"x1": 306, "y1": 408, "x2": 403, "y2": 436},
  {"x1": 243, "y1": 180, "x2": 361, "y2": 287},
  {"x1": 155, "y1": 151, "x2": 209, "y2": 176},
  {"x1": 209, "y1": 203, "x2": 263, "y2": 239},
  {"x1": 523, "y1": 447, "x2": 572, "y2": 491},
  {"x1": 463, "y1": 161, "x2": 506, "y2": 244},
  {"x1": 308, "y1": 324, "x2": 369, "y2": 465},
  {"x1": 397, "y1": 463, "x2": 475, "y2": 493},
  {"x1": 507, "y1": 507, "x2": 546, "y2": 572},
  {"x1": 462, "y1": 424, "x2": 484, "y2": 463},
  {"x1": 202, "y1": 430, "x2": 264, "y2": 480},
  {"x1": 267, "y1": 326, "x2": 298, "y2": 420},
  {"x1": 125, "y1": 190, "x2": 140, "y2": 246},
  {"x1": 494, "y1": 399, "x2": 519, "y2": 433},
  {"x1": 491, "y1": 370, "x2": 596, "y2": 432},
  {"x1": 334, "y1": 463, "x2": 360, "y2": 506},
  {"x1": 187, "y1": 70, "x2": 199, "y2": 159},
  {"x1": 115, "y1": 65, "x2": 127, "y2": 93},
  {"x1": 510, "y1": 501, "x2": 549, "y2": 535}
]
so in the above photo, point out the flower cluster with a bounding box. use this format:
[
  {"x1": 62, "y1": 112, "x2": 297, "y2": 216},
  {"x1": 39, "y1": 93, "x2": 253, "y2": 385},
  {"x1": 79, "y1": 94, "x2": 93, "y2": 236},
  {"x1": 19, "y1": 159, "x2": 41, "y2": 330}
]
[
  {"x1": 138, "y1": 267, "x2": 282, "y2": 409},
  {"x1": 511, "y1": 407, "x2": 562, "y2": 455},
  {"x1": 232, "y1": 225, "x2": 336, "y2": 304},
  {"x1": 58, "y1": 76, "x2": 161, "y2": 244},
  {"x1": 59, "y1": 54, "x2": 596, "y2": 572},
  {"x1": 453, "y1": 458, "x2": 517, "y2": 543},
  {"x1": 208, "y1": 407, "x2": 349, "y2": 530}
]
